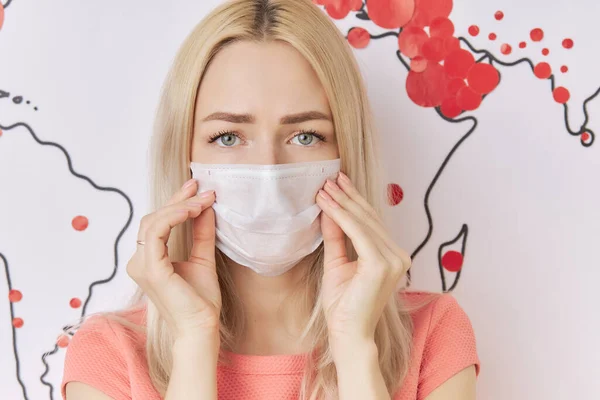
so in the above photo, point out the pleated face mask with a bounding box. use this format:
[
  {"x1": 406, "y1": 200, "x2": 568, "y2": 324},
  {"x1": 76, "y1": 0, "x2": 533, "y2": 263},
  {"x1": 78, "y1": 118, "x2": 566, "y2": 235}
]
[{"x1": 190, "y1": 158, "x2": 341, "y2": 276}]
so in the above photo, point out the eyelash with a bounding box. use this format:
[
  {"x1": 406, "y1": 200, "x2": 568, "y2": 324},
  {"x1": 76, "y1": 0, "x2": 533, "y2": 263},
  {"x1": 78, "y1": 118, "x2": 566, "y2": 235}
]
[{"x1": 207, "y1": 129, "x2": 327, "y2": 145}]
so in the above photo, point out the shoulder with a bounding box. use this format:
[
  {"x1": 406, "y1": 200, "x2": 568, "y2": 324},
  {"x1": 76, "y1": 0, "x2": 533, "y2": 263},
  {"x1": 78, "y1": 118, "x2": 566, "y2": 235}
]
[
  {"x1": 398, "y1": 291, "x2": 480, "y2": 399},
  {"x1": 61, "y1": 306, "x2": 146, "y2": 400}
]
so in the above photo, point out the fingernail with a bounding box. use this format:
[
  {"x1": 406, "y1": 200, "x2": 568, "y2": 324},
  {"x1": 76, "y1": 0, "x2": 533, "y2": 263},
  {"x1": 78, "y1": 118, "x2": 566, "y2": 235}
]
[
  {"x1": 338, "y1": 172, "x2": 351, "y2": 185},
  {"x1": 318, "y1": 190, "x2": 340, "y2": 208},
  {"x1": 325, "y1": 179, "x2": 340, "y2": 191},
  {"x1": 198, "y1": 190, "x2": 215, "y2": 198},
  {"x1": 182, "y1": 179, "x2": 195, "y2": 189}
]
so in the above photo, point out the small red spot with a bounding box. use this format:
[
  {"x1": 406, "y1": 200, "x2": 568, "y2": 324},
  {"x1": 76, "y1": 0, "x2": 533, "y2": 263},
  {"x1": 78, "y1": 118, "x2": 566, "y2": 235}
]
[
  {"x1": 57, "y1": 335, "x2": 70, "y2": 348},
  {"x1": 430, "y1": 17, "x2": 454, "y2": 38},
  {"x1": 347, "y1": 27, "x2": 370, "y2": 49},
  {"x1": 561, "y1": 65, "x2": 568, "y2": 73},
  {"x1": 406, "y1": 62, "x2": 447, "y2": 107},
  {"x1": 410, "y1": 56, "x2": 428, "y2": 72},
  {"x1": 468, "y1": 25, "x2": 480, "y2": 36},
  {"x1": 581, "y1": 132, "x2": 591, "y2": 142},
  {"x1": 467, "y1": 63, "x2": 500, "y2": 94},
  {"x1": 501, "y1": 43, "x2": 512, "y2": 55},
  {"x1": 494, "y1": 11, "x2": 504, "y2": 21},
  {"x1": 519, "y1": 41, "x2": 527, "y2": 48},
  {"x1": 70, "y1": 298, "x2": 82, "y2": 309},
  {"x1": 0, "y1": 128, "x2": 3, "y2": 137},
  {"x1": 562, "y1": 38, "x2": 574, "y2": 49},
  {"x1": 440, "y1": 97, "x2": 462, "y2": 118},
  {"x1": 534, "y1": 62, "x2": 552, "y2": 79},
  {"x1": 488, "y1": 33, "x2": 497, "y2": 41},
  {"x1": 398, "y1": 26, "x2": 429, "y2": 58},
  {"x1": 456, "y1": 86, "x2": 482, "y2": 111},
  {"x1": 13, "y1": 317, "x2": 24, "y2": 328},
  {"x1": 422, "y1": 36, "x2": 446, "y2": 62},
  {"x1": 351, "y1": 0, "x2": 363, "y2": 11},
  {"x1": 408, "y1": 0, "x2": 452, "y2": 27},
  {"x1": 442, "y1": 250, "x2": 463, "y2": 272},
  {"x1": 446, "y1": 78, "x2": 466, "y2": 97},
  {"x1": 72, "y1": 216, "x2": 89, "y2": 231},
  {"x1": 9, "y1": 290, "x2": 22, "y2": 302},
  {"x1": 325, "y1": 1, "x2": 351, "y2": 19},
  {"x1": 0, "y1": 3, "x2": 4, "y2": 31},
  {"x1": 542, "y1": 48, "x2": 550, "y2": 56},
  {"x1": 387, "y1": 183, "x2": 404, "y2": 206},
  {"x1": 530, "y1": 28, "x2": 544, "y2": 42},
  {"x1": 553, "y1": 87, "x2": 570, "y2": 104},
  {"x1": 444, "y1": 49, "x2": 475, "y2": 79},
  {"x1": 368, "y1": 0, "x2": 416, "y2": 29}
]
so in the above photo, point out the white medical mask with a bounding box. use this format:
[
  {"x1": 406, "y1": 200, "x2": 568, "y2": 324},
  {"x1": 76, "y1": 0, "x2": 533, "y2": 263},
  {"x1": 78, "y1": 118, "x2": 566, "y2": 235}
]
[{"x1": 190, "y1": 158, "x2": 341, "y2": 276}]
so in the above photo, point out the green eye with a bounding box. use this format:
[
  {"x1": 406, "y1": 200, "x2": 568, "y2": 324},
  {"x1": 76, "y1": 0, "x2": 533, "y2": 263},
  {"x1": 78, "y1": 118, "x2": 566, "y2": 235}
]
[
  {"x1": 297, "y1": 133, "x2": 314, "y2": 145},
  {"x1": 219, "y1": 134, "x2": 237, "y2": 146}
]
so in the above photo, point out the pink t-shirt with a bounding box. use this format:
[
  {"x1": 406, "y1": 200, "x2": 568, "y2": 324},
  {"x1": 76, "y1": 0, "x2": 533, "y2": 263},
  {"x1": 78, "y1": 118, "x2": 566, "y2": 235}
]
[{"x1": 61, "y1": 291, "x2": 480, "y2": 400}]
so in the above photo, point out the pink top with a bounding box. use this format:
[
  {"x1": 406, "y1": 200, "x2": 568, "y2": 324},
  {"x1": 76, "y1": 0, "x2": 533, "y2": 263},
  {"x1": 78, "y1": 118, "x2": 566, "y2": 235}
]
[{"x1": 61, "y1": 291, "x2": 480, "y2": 400}]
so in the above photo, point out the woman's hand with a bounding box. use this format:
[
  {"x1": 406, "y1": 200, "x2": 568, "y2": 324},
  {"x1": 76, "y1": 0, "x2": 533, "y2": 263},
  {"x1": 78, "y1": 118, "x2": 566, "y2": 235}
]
[
  {"x1": 126, "y1": 178, "x2": 222, "y2": 342},
  {"x1": 316, "y1": 172, "x2": 411, "y2": 352}
]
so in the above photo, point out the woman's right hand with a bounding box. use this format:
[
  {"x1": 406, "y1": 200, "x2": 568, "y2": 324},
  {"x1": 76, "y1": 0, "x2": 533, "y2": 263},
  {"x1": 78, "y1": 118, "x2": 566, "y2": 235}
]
[{"x1": 126, "y1": 178, "x2": 222, "y2": 342}]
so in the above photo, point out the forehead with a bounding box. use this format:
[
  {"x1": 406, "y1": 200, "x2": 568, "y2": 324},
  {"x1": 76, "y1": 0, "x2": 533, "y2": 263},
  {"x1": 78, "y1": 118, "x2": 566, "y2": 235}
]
[{"x1": 196, "y1": 40, "x2": 330, "y2": 116}]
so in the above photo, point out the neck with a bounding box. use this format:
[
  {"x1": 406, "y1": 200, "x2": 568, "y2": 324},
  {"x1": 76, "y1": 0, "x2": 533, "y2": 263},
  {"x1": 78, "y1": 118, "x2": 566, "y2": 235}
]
[{"x1": 226, "y1": 256, "x2": 316, "y2": 355}]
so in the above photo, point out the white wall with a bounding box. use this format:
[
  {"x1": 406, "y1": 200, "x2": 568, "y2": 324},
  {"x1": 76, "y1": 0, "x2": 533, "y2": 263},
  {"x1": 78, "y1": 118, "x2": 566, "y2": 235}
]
[{"x1": 0, "y1": 1, "x2": 598, "y2": 399}]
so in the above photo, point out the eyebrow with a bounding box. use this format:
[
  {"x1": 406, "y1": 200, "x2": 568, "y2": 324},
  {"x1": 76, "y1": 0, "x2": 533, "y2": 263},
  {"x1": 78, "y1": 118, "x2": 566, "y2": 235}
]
[{"x1": 201, "y1": 111, "x2": 331, "y2": 124}]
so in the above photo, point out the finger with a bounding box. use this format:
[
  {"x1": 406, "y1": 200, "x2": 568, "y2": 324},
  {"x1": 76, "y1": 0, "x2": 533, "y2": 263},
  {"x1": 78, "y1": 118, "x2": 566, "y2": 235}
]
[
  {"x1": 320, "y1": 211, "x2": 349, "y2": 270},
  {"x1": 316, "y1": 189, "x2": 384, "y2": 264},
  {"x1": 324, "y1": 177, "x2": 407, "y2": 262},
  {"x1": 165, "y1": 178, "x2": 199, "y2": 206},
  {"x1": 143, "y1": 196, "x2": 214, "y2": 274},
  {"x1": 137, "y1": 189, "x2": 215, "y2": 246},
  {"x1": 336, "y1": 172, "x2": 383, "y2": 223},
  {"x1": 189, "y1": 202, "x2": 217, "y2": 271}
]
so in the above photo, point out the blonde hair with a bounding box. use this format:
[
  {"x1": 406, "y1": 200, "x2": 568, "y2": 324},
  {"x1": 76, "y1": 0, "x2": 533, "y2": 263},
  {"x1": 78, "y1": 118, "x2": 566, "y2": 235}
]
[{"x1": 134, "y1": 0, "x2": 414, "y2": 398}]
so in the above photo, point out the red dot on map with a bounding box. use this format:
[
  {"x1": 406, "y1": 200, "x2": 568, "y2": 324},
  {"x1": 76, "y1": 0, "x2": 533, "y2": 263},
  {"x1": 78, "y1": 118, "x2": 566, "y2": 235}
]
[
  {"x1": 456, "y1": 86, "x2": 482, "y2": 111},
  {"x1": 553, "y1": 87, "x2": 570, "y2": 104},
  {"x1": 581, "y1": 132, "x2": 591, "y2": 142},
  {"x1": 534, "y1": 62, "x2": 552, "y2": 79},
  {"x1": 347, "y1": 27, "x2": 370, "y2": 49},
  {"x1": 430, "y1": 17, "x2": 454, "y2": 38},
  {"x1": 530, "y1": 28, "x2": 544, "y2": 42},
  {"x1": 351, "y1": 0, "x2": 363, "y2": 11},
  {"x1": 494, "y1": 11, "x2": 504, "y2": 21},
  {"x1": 70, "y1": 298, "x2": 82, "y2": 309},
  {"x1": 72, "y1": 216, "x2": 89, "y2": 231},
  {"x1": 468, "y1": 25, "x2": 480, "y2": 36},
  {"x1": 501, "y1": 43, "x2": 512, "y2": 55},
  {"x1": 13, "y1": 318, "x2": 24, "y2": 328},
  {"x1": 398, "y1": 26, "x2": 429, "y2": 58},
  {"x1": 444, "y1": 49, "x2": 475, "y2": 79},
  {"x1": 422, "y1": 36, "x2": 446, "y2": 62},
  {"x1": 542, "y1": 48, "x2": 550, "y2": 56},
  {"x1": 561, "y1": 65, "x2": 569, "y2": 73},
  {"x1": 442, "y1": 250, "x2": 463, "y2": 272},
  {"x1": 446, "y1": 78, "x2": 467, "y2": 97},
  {"x1": 387, "y1": 183, "x2": 404, "y2": 206},
  {"x1": 9, "y1": 289, "x2": 23, "y2": 302},
  {"x1": 410, "y1": 56, "x2": 428, "y2": 72},
  {"x1": 488, "y1": 33, "x2": 497, "y2": 41},
  {"x1": 406, "y1": 62, "x2": 447, "y2": 107},
  {"x1": 441, "y1": 97, "x2": 462, "y2": 118},
  {"x1": 57, "y1": 335, "x2": 70, "y2": 348},
  {"x1": 467, "y1": 63, "x2": 500, "y2": 94},
  {"x1": 562, "y1": 38, "x2": 574, "y2": 49}
]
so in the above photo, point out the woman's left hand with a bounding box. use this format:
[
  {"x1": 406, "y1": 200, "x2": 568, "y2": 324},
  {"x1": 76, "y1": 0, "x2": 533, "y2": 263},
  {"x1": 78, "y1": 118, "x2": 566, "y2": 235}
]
[{"x1": 316, "y1": 172, "x2": 411, "y2": 355}]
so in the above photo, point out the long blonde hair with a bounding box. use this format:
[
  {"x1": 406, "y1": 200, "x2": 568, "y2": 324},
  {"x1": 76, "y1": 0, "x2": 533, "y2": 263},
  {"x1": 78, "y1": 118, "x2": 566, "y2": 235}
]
[{"x1": 137, "y1": 0, "x2": 414, "y2": 398}]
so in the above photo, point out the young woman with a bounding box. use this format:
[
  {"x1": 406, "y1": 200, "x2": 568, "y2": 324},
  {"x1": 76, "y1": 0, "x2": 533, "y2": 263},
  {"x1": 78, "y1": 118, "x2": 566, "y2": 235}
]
[{"x1": 62, "y1": 0, "x2": 479, "y2": 399}]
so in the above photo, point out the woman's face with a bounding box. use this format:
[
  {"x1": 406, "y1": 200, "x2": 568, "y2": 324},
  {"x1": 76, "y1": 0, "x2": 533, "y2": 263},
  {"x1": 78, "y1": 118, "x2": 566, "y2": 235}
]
[{"x1": 191, "y1": 40, "x2": 339, "y2": 164}]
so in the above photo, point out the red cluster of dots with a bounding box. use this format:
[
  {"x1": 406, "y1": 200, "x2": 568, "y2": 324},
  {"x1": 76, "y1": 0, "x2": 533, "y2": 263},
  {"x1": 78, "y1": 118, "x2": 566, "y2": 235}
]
[
  {"x1": 469, "y1": 11, "x2": 574, "y2": 104},
  {"x1": 6, "y1": 214, "x2": 89, "y2": 347}
]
